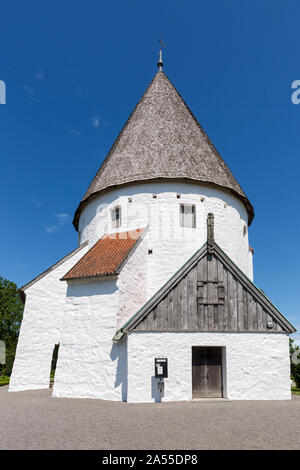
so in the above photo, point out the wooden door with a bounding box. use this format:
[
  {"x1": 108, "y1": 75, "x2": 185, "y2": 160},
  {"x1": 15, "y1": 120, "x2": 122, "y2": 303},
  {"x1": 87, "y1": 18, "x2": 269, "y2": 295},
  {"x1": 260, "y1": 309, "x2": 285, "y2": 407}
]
[{"x1": 192, "y1": 347, "x2": 223, "y2": 398}]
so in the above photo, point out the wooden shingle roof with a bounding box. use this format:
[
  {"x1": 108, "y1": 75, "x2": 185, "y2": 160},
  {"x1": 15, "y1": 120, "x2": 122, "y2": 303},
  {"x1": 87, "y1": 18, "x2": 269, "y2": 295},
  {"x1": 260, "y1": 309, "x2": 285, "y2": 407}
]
[
  {"x1": 61, "y1": 228, "x2": 144, "y2": 281},
  {"x1": 73, "y1": 71, "x2": 254, "y2": 230}
]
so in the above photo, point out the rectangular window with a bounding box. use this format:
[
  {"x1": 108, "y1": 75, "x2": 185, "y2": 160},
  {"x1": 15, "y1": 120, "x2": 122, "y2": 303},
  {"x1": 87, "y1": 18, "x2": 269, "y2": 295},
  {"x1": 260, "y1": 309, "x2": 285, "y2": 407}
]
[
  {"x1": 180, "y1": 204, "x2": 196, "y2": 228},
  {"x1": 111, "y1": 206, "x2": 121, "y2": 228}
]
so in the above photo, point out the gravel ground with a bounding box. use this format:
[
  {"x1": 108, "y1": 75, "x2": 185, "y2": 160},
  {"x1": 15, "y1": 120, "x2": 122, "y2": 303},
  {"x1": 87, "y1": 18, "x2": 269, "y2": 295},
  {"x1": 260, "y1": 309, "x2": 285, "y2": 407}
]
[{"x1": 0, "y1": 386, "x2": 299, "y2": 450}]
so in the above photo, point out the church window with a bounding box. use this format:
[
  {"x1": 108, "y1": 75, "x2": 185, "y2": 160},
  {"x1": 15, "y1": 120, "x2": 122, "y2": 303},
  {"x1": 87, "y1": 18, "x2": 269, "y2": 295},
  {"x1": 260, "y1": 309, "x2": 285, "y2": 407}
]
[
  {"x1": 111, "y1": 206, "x2": 121, "y2": 228},
  {"x1": 180, "y1": 204, "x2": 196, "y2": 228}
]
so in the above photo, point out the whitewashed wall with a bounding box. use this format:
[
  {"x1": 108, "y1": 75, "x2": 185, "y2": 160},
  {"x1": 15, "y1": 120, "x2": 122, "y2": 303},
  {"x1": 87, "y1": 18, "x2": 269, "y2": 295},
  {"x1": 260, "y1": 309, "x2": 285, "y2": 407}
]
[
  {"x1": 248, "y1": 249, "x2": 254, "y2": 280},
  {"x1": 52, "y1": 279, "x2": 127, "y2": 400},
  {"x1": 117, "y1": 234, "x2": 148, "y2": 329},
  {"x1": 127, "y1": 332, "x2": 291, "y2": 402},
  {"x1": 10, "y1": 180, "x2": 258, "y2": 400},
  {"x1": 78, "y1": 183, "x2": 252, "y2": 301},
  {"x1": 9, "y1": 244, "x2": 89, "y2": 392}
]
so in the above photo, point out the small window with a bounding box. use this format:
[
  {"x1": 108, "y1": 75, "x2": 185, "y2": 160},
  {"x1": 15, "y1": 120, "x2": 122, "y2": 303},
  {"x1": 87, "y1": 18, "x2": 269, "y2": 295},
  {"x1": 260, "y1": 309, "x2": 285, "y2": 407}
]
[
  {"x1": 243, "y1": 225, "x2": 247, "y2": 237},
  {"x1": 148, "y1": 249, "x2": 153, "y2": 255},
  {"x1": 180, "y1": 204, "x2": 196, "y2": 228},
  {"x1": 152, "y1": 194, "x2": 157, "y2": 199},
  {"x1": 177, "y1": 193, "x2": 181, "y2": 199},
  {"x1": 111, "y1": 206, "x2": 121, "y2": 228},
  {"x1": 128, "y1": 197, "x2": 132, "y2": 203}
]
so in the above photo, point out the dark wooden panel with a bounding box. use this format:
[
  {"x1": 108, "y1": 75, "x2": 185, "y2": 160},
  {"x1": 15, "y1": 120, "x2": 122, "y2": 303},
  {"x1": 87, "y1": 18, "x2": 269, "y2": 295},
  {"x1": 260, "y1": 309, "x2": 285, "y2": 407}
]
[
  {"x1": 192, "y1": 347, "x2": 223, "y2": 398},
  {"x1": 217, "y1": 259, "x2": 224, "y2": 331},
  {"x1": 182, "y1": 276, "x2": 188, "y2": 330},
  {"x1": 177, "y1": 281, "x2": 183, "y2": 330},
  {"x1": 157, "y1": 299, "x2": 164, "y2": 331},
  {"x1": 187, "y1": 267, "x2": 197, "y2": 329},
  {"x1": 171, "y1": 286, "x2": 178, "y2": 330},
  {"x1": 167, "y1": 291, "x2": 173, "y2": 330},
  {"x1": 256, "y1": 302, "x2": 264, "y2": 331},
  {"x1": 133, "y1": 252, "x2": 289, "y2": 333},
  {"x1": 237, "y1": 282, "x2": 244, "y2": 331},
  {"x1": 197, "y1": 255, "x2": 204, "y2": 332},
  {"x1": 231, "y1": 277, "x2": 238, "y2": 331},
  {"x1": 247, "y1": 292, "x2": 257, "y2": 331},
  {"x1": 208, "y1": 254, "x2": 218, "y2": 282},
  {"x1": 163, "y1": 295, "x2": 169, "y2": 330},
  {"x1": 227, "y1": 271, "x2": 233, "y2": 330},
  {"x1": 223, "y1": 266, "x2": 228, "y2": 331},
  {"x1": 242, "y1": 287, "x2": 248, "y2": 331}
]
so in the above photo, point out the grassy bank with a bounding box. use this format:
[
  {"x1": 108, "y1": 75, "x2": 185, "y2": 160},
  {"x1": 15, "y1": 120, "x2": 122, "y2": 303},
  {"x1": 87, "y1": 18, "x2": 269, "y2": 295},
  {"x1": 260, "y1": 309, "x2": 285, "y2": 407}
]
[{"x1": 0, "y1": 376, "x2": 10, "y2": 387}]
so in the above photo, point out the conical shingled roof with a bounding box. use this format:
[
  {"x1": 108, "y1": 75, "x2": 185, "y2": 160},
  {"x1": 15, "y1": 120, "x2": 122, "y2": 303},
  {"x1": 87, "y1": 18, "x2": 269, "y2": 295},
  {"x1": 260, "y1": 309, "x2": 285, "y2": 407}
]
[{"x1": 73, "y1": 71, "x2": 254, "y2": 229}]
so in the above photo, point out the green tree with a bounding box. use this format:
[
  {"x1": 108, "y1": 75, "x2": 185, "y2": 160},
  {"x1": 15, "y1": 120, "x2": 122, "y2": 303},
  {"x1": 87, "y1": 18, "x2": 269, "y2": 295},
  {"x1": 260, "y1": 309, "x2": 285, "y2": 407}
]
[
  {"x1": 0, "y1": 277, "x2": 24, "y2": 376},
  {"x1": 290, "y1": 338, "x2": 300, "y2": 388}
]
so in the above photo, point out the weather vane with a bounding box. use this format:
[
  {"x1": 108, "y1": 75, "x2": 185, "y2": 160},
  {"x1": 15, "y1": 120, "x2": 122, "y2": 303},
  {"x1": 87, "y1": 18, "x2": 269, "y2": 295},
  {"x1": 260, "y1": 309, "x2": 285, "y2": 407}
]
[{"x1": 158, "y1": 38, "x2": 166, "y2": 71}]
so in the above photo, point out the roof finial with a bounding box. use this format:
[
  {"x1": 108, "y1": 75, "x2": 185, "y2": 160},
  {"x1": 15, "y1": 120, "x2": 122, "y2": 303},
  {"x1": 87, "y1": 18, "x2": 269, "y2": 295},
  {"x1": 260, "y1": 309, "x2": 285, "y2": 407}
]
[
  {"x1": 158, "y1": 38, "x2": 165, "y2": 71},
  {"x1": 207, "y1": 212, "x2": 215, "y2": 253}
]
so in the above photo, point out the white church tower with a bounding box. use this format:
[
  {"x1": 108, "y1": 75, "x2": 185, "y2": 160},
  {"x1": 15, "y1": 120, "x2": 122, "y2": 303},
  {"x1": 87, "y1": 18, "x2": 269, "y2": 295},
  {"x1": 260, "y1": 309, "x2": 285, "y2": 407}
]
[{"x1": 10, "y1": 54, "x2": 295, "y2": 401}]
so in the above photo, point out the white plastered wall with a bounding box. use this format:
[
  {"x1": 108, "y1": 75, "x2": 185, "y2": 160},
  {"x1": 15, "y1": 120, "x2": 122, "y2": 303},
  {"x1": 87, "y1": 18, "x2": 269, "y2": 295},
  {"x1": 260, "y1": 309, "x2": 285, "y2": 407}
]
[
  {"x1": 117, "y1": 233, "x2": 148, "y2": 328},
  {"x1": 127, "y1": 332, "x2": 291, "y2": 402},
  {"x1": 52, "y1": 230, "x2": 148, "y2": 400},
  {"x1": 52, "y1": 279, "x2": 127, "y2": 400},
  {"x1": 9, "y1": 244, "x2": 89, "y2": 392},
  {"x1": 78, "y1": 182, "x2": 252, "y2": 302}
]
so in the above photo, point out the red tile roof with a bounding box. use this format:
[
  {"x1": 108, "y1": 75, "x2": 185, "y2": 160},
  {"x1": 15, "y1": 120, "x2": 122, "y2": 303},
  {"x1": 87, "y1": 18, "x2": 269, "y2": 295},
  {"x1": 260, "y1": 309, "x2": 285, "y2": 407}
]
[{"x1": 61, "y1": 228, "x2": 145, "y2": 281}]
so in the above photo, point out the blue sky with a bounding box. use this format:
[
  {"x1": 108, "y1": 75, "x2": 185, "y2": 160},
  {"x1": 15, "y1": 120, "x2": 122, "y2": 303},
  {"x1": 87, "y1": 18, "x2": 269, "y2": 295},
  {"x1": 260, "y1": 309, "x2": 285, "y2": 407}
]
[{"x1": 0, "y1": 1, "x2": 299, "y2": 340}]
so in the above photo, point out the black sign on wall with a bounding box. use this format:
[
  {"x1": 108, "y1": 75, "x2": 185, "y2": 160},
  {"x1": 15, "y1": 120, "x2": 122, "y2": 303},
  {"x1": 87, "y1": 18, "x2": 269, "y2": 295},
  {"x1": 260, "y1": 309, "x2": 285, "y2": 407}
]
[{"x1": 155, "y1": 358, "x2": 168, "y2": 378}]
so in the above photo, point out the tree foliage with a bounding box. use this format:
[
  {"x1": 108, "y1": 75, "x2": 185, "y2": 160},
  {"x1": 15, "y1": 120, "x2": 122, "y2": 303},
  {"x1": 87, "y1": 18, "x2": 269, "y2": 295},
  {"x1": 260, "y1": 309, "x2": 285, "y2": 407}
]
[
  {"x1": 290, "y1": 338, "x2": 300, "y2": 388},
  {"x1": 0, "y1": 276, "x2": 24, "y2": 375}
]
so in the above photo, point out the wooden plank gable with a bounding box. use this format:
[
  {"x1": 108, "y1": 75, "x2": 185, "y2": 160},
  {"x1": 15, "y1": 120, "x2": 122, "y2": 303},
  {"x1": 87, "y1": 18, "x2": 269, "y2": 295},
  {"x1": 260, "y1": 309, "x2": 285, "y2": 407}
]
[{"x1": 124, "y1": 244, "x2": 295, "y2": 334}]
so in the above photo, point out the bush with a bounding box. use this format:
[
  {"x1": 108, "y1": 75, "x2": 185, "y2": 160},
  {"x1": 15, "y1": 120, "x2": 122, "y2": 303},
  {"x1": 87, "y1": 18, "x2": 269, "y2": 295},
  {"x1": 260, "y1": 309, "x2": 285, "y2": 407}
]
[
  {"x1": 0, "y1": 277, "x2": 24, "y2": 376},
  {"x1": 290, "y1": 339, "x2": 300, "y2": 388}
]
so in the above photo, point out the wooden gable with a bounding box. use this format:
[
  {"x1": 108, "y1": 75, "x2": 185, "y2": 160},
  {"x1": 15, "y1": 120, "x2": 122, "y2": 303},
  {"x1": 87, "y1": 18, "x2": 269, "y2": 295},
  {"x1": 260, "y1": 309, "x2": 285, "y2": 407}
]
[{"x1": 122, "y1": 244, "x2": 295, "y2": 334}]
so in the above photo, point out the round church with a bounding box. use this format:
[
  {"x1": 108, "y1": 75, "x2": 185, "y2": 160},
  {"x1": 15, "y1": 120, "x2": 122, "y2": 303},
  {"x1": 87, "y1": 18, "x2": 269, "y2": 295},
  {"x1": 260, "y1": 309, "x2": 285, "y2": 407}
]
[{"x1": 10, "y1": 56, "x2": 295, "y2": 402}]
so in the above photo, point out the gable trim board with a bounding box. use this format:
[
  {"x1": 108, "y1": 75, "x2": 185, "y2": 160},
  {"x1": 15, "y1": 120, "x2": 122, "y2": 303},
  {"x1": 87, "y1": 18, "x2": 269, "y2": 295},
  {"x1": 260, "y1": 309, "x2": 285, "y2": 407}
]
[{"x1": 113, "y1": 242, "x2": 295, "y2": 341}]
